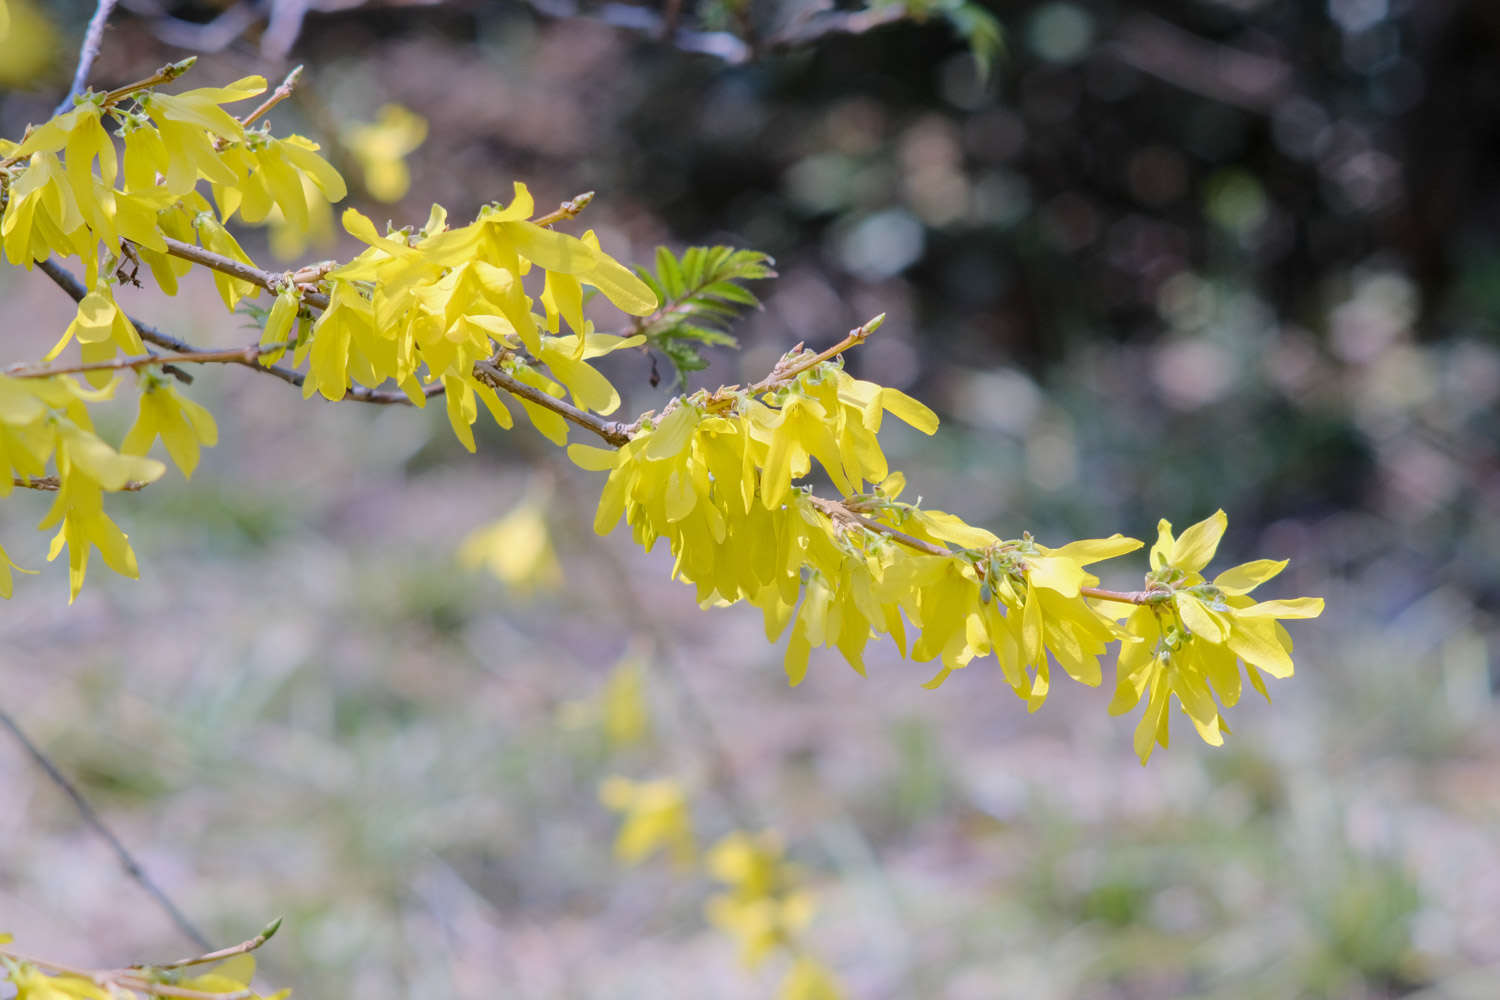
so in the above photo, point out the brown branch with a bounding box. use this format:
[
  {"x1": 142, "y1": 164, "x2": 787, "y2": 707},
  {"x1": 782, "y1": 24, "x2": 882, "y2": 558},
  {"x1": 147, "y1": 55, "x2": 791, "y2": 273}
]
[
  {"x1": 533, "y1": 190, "x2": 595, "y2": 228},
  {"x1": 472, "y1": 360, "x2": 632, "y2": 446},
  {"x1": 809, "y1": 497, "x2": 1171, "y2": 606},
  {"x1": 159, "y1": 237, "x2": 331, "y2": 310},
  {"x1": 7, "y1": 345, "x2": 284, "y2": 379},
  {"x1": 0, "y1": 706, "x2": 213, "y2": 951},
  {"x1": 99, "y1": 57, "x2": 197, "y2": 110},
  {"x1": 239, "y1": 64, "x2": 302, "y2": 130},
  {"x1": 14, "y1": 475, "x2": 149, "y2": 492},
  {"x1": 148, "y1": 917, "x2": 282, "y2": 971}
]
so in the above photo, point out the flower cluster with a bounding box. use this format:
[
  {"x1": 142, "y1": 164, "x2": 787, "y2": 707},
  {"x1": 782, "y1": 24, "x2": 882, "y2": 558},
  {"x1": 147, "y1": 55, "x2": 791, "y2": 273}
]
[
  {"x1": 0, "y1": 375, "x2": 166, "y2": 601},
  {"x1": 584, "y1": 349, "x2": 1323, "y2": 763},
  {"x1": 1103, "y1": 511, "x2": 1323, "y2": 762},
  {"x1": 305, "y1": 188, "x2": 655, "y2": 445}
]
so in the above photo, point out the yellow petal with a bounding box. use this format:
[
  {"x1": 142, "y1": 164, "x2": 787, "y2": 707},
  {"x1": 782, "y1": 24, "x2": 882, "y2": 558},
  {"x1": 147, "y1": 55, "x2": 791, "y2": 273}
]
[{"x1": 1169, "y1": 509, "x2": 1227, "y2": 572}]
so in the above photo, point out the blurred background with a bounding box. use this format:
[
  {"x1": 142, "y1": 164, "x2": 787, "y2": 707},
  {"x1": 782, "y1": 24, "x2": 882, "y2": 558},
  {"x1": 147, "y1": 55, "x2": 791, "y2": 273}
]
[{"x1": 1, "y1": 0, "x2": 1498, "y2": 996}]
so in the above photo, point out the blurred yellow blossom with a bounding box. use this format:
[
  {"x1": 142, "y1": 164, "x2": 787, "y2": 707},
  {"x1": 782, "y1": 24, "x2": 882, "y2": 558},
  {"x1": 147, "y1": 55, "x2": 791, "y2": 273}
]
[
  {"x1": 599, "y1": 777, "x2": 695, "y2": 867},
  {"x1": 459, "y1": 496, "x2": 562, "y2": 593},
  {"x1": 706, "y1": 831, "x2": 817, "y2": 968},
  {"x1": 0, "y1": 0, "x2": 59, "y2": 89},
  {"x1": 780, "y1": 957, "x2": 846, "y2": 1000},
  {"x1": 343, "y1": 104, "x2": 427, "y2": 203}
]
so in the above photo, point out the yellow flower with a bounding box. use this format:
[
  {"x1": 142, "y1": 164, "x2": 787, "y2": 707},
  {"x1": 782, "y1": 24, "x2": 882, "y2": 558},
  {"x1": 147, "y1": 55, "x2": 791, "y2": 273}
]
[
  {"x1": 0, "y1": 0, "x2": 60, "y2": 89},
  {"x1": 780, "y1": 957, "x2": 847, "y2": 1000},
  {"x1": 599, "y1": 777, "x2": 695, "y2": 867},
  {"x1": 121, "y1": 379, "x2": 219, "y2": 479},
  {"x1": 343, "y1": 104, "x2": 427, "y2": 202},
  {"x1": 458, "y1": 496, "x2": 562, "y2": 593},
  {"x1": 1110, "y1": 510, "x2": 1323, "y2": 763}
]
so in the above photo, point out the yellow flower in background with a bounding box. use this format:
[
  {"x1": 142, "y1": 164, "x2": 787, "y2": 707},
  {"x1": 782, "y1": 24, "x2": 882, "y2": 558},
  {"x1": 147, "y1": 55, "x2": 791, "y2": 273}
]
[
  {"x1": 706, "y1": 830, "x2": 818, "y2": 968},
  {"x1": 458, "y1": 496, "x2": 563, "y2": 593},
  {"x1": 344, "y1": 104, "x2": 427, "y2": 203},
  {"x1": 780, "y1": 957, "x2": 847, "y2": 1000},
  {"x1": 599, "y1": 777, "x2": 695, "y2": 868},
  {"x1": 558, "y1": 649, "x2": 653, "y2": 749},
  {"x1": 0, "y1": 0, "x2": 59, "y2": 89}
]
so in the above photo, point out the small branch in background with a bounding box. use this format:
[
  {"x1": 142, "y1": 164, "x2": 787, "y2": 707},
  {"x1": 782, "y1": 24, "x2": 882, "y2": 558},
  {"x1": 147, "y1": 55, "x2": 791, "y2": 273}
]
[
  {"x1": 524, "y1": 0, "x2": 910, "y2": 63},
  {"x1": 53, "y1": 0, "x2": 121, "y2": 116},
  {"x1": 0, "y1": 705, "x2": 213, "y2": 951},
  {"x1": 142, "y1": 0, "x2": 261, "y2": 54},
  {"x1": 1109, "y1": 12, "x2": 1293, "y2": 114}
]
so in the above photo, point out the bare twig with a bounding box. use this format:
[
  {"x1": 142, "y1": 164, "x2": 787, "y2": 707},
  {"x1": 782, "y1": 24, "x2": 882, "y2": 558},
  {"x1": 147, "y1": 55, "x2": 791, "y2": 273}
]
[
  {"x1": 7, "y1": 345, "x2": 285, "y2": 379},
  {"x1": 239, "y1": 64, "x2": 303, "y2": 130},
  {"x1": 54, "y1": 0, "x2": 121, "y2": 117},
  {"x1": 745, "y1": 313, "x2": 883, "y2": 395},
  {"x1": 523, "y1": 0, "x2": 909, "y2": 64},
  {"x1": 99, "y1": 58, "x2": 197, "y2": 111},
  {"x1": 149, "y1": 917, "x2": 283, "y2": 971},
  {"x1": 0, "y1": 706, "x2": 213, "y2": 951},
  {"x1": 532, "y1": 190, "x2": 595, "y2": 228},
  {"x1": 1109, "y1": 13, "x2": 1293, "y2": 114}
]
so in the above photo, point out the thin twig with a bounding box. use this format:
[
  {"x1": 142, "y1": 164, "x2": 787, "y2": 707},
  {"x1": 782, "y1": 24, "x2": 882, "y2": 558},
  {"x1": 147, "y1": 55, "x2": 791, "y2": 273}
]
[
  {"x1": 159, "y1": 237, "x2": 330, "y2": 310},
  {"x1": 239, "y1": 65, "x2": 302, "y2": 130},
  {"x1": 0, "y1": 706, "x2": 213, "y2": 951},
  {"x1": 14, "y1": 475, "x2": 149, "y2": 492},
  {"x1": 99, "y1": 58, "x2": 197, "y2": 110},
  {"x1": 745, "y1": 314, "x2": 883, "y2": 395},
  {"x1": 149, "y1": 917, "x2": 283, "y2": 971},
  {"x1": 532, "y1": 191, "x2": 595, "y2": 228},
  {"x1": 54, "y1": 0, "x2": 121, "y2": 117},
  {"x1": 523, "y1": 0, "x2": 909, "y2": 64},
  {"x1": 7, "y1": 345, "x2": 281, "y2": 379}
]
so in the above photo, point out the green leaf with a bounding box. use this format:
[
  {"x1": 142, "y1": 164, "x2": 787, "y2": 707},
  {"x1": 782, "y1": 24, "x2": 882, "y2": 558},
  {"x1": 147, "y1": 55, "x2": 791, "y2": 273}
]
[{"x1": 634, "y1": 245, "x2": 776, "y2": 388}]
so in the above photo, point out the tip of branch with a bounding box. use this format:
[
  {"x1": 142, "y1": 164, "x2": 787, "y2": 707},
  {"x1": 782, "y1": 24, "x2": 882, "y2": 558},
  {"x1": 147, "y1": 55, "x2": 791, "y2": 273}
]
[
  {"x1": 860, "y1": 313, "x2": 886, "y2": 336},
  {"x1": 259, "y1": 916, "x2": 283, "y2": 943},
  {"x1": 566, "y1": 191, "x2": 595, "y2": 215}
]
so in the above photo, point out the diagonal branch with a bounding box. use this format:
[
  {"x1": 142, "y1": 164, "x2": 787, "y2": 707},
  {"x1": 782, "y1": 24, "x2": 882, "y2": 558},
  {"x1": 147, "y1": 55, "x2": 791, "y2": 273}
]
[
  {"x1": 472, "y1": 360, "x2": 633, "y2": 446},
  {"x1": 0, "y1": 705, "x2": 213, "y2": 951},
  {"x1": 54, "y1": 0, "x2": 120, "y2": 117}
]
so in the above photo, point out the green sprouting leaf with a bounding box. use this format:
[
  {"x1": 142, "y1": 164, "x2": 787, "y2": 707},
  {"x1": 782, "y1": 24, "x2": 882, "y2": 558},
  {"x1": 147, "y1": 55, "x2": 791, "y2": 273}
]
[{"x1": 634, "y1": 245, "x2": 775, "y2": 388}]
